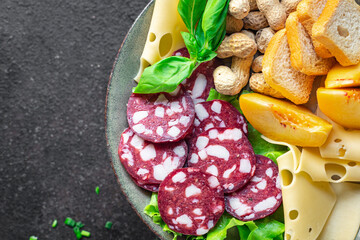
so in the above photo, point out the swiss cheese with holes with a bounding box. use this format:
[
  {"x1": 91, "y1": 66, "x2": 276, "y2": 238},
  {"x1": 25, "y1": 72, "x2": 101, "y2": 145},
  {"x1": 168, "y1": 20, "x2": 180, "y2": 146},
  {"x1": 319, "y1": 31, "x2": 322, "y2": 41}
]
[
  {"x1": 318, "y1": 182, "x2": 360, "y2": 240},
  {"x1": 277, "y1": 150, "x2": 336, "y2": 240},
  {"x1": 135, "y1": 0, "x2": 187, "y2": 81},
  {"x1": 317, "y1": 110, "x2": 360, "y2": 161},
  {"x1": 299, "y1": 148, "x2": 360, "y2": 182}
]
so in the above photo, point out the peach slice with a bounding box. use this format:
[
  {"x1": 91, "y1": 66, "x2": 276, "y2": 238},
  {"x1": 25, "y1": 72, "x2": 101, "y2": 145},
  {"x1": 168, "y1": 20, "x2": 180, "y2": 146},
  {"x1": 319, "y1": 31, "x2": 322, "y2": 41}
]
[
  {"x1": 240, "y1": 93, "x2": 332, "y2": 147},
  {"x1": 317, "y1": 88, "x2": 360, "y2": 129},
  {"x1": 325, "y1": 62, "x2": 360, "y2": 88}
]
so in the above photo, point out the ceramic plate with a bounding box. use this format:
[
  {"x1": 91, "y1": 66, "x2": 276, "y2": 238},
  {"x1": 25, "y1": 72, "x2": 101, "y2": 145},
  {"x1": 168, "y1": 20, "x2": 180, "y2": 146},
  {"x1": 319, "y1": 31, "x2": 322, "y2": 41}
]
[{"x1": 105, "y1": 1, "x2": 360, "y2": 239}]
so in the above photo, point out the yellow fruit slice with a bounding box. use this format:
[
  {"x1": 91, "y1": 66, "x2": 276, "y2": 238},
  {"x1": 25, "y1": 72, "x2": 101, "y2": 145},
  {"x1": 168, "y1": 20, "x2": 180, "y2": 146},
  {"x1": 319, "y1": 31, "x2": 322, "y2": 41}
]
[
  {"x1": 317, "y1": 88, "x2": 360, "y2": 129},
  {"x1": 325, "y1": 62, "x2": 360, "y2": 88},
  {"x1": 240, "y1": 93, "x2": 332, "y2": 147}
]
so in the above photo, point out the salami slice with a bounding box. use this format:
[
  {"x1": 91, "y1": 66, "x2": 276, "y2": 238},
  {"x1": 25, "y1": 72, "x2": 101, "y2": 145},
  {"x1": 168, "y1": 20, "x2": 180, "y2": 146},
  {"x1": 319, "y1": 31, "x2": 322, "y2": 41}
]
[
  {"x1": 131, "y1": 177, "x2": 159, "y2": 192},
  {"x1": 158, "y1": 168, "x2": 225, "y2": 236},
  {"x1": 118, "y1": 128, "x2": 188, "y2": 191},
  {"x1": 225, "y1": 155, "x2": 282, "y2": 221},
  {"x1": 127, "y1": 87, "x2": 195, "y2": 143},
  {"x1": 187, "y1": 128, "x2": 256, "y2": 193},
  {"x1": 193, "y1": 100, "x2": 248, "y2": 137},
  {"x1": 173, "y1": 48, "x2": 220, "y2": 104}
]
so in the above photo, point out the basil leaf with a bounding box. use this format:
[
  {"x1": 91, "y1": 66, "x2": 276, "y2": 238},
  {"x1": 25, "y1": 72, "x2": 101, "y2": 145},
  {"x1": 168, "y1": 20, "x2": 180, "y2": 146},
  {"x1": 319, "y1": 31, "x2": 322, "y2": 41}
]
[
  {"x1": 178, "y1": 0, "x2": 207, "y2": 35},
  {"x1": 195, "y1": 16, "x2": 206, "y2": 49},
  {"x1": 201, "y1": 0, "x2": 230, "y2": 50},
  {"x1": 136, "y1": 0, "x2": 230, "y2": 95},
  {"x1": 211, "y1": 19, "x2": 227, "y2": 50},
  {"x1": 133, "y1": 56, "x2": 197, "y2": 94},
  {"x1": 197, "y1": 48, "x2": 217, "y2": 63},
  {"x1": 181, "y1": 32, "x2": 198, "y2": 60}
]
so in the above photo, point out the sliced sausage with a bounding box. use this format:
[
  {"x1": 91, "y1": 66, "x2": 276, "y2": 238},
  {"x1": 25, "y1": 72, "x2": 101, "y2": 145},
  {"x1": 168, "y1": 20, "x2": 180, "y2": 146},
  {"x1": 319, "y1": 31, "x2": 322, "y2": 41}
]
[
  {"x1": 127, "y1": 87, "x2": 195, "y2": 143},
  {"x1": 225, "y1": 155, "x2": 282, "y2": 221},
  {"x1": 132, "y1": 177, "x2": 159, "y2": 192},
  {"x1": 193, "y1": 100, "x2": 248, "y2": 137},
  {"x1": 187, "y1": 128, "x2": 256, "y2": 193},
  {"x1": 158, "y1": 168, "x2": 225, "y2": 236},
  {"x1": 118, "y1": 128, "x2": 188, "y2": 191}
]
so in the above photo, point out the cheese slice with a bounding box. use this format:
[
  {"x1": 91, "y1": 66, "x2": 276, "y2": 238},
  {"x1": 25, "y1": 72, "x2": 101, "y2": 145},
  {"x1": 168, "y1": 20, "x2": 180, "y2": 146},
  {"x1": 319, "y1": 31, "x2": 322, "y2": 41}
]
[
  {"x1": 317, "y1": 109, "x2": 360, "y2": 161},
  {"x1": 261, "y1": 135, "x2": 301, "y2": 170},
  {"x1": 278, "y1": 150, "x2": 336, "y2": 240},
  {"x1": 299, "y1": 147, "x2": 360, "y2": 182},
  {"x1": 318, "y1": 182, "x2": 360, "y2": 240},
  {"x1": 134, "y1": 0, "x2": 187, "y2": 81}
]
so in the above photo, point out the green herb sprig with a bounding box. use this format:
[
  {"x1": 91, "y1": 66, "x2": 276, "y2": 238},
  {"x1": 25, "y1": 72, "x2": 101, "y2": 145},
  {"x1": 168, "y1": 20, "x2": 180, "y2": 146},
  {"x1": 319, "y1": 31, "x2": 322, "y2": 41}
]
[
  {"x1": 133, "y1": 0, "x2": 230, "y2": 94},
  {"x1": 64, "y1": 217, "x2": 91, "y2": 239}
]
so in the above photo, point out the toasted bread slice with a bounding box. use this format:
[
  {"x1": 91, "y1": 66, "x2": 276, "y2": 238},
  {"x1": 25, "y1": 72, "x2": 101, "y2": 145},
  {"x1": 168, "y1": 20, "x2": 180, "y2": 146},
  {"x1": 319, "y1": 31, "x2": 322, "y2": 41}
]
[
  {"x1": 313, "y1": 0, "x2": 360, "y2": 66},
  {"x1": 296, "y1": 0, "x2": 333, "y2": 58},
  {"x1": 263, "y1": 29, "x2": 315, "y2": 105},
  {"x1": 286, "y1": 12, "x2": 334, "y2": 75},
  {"x1": 297, "y1": 0, "x2": 327, "y2": 22}
]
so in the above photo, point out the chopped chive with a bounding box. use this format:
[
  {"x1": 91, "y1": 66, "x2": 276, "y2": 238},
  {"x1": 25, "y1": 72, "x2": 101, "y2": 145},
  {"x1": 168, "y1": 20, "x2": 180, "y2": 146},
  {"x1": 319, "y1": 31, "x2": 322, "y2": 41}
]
[
  {"x1": 81, "y1": 230, "x2": 91, "y2": 237},
  {"x1": 52, "y1": 219, "x2": 58, "y2": 228},
  {"x1": 76, "y1": 221, "x2": 85, "y2": 228},
  {"x1": 29, "y1": 236, "x2": 38, "y2": 240},
  {"x1": 105, "y1": 221, "x2": 113, "y2": 229},
  {"x1": 64, "y1": 217, "x2": 76, "y2": 228},
  {"x1": 95, "y1": 186, "x2": 100, "y2": 195},
  {"x1": 73, "y1": 227, "x2": 82, "y2": 240}
]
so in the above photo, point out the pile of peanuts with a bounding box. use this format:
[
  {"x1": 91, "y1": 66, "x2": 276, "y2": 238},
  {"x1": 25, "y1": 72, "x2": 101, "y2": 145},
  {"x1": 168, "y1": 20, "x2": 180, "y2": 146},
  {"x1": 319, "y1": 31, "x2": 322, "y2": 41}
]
[{"x1": 213, "y1": 0, "x2": 301, "y2": 97}]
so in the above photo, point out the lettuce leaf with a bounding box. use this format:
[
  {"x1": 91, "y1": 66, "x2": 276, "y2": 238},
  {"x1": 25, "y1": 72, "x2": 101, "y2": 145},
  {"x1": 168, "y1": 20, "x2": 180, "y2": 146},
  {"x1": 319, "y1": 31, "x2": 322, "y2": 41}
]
[
  {"x1": 248, "y1": 219, "x2": 285, "y2": 240},
  {"x1": 206, "y1": 88, "x2": 241, "y2": 112},
  {"x1": 144, "y1": 193, "x2": 182, "y2": 240},
  {"x1": 144, "y1": 193, "x2": 285, "y2": 240},
  {"x1": 246, "y1": 123, "x2": 288, "y2": 163},
  {"x1": 186, "y1": 235, "x2": 205, "y2": 240},
  {"x1": 207, "y1": 213, "x2": 256, "y2": 240}
]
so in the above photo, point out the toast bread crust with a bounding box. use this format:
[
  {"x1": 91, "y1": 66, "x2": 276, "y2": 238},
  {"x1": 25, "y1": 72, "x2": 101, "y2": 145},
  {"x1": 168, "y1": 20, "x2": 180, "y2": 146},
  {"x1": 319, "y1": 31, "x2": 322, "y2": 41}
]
[
  {"x1": 263, "y1": 29, "x2": 315, "y2": 104},
  {"x1": 286, "y1": 12, "x2": 334, "y2": 75},
  {"x1": 297, "y1": 0, "x2": 333, "y2": 58},
  {"x1": 312, "y1": 0, "x2": 360, "y2": 66}
]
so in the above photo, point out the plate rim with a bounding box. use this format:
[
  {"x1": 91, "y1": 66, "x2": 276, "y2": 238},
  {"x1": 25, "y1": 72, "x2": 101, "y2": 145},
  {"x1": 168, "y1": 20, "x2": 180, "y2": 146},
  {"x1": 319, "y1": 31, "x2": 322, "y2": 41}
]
[
  {"x1": 104, "y1": 1, "x2": 360, "y2": 239},
  {"x1": 104, "y1": 1, "x2": 167, "y2": 239}
]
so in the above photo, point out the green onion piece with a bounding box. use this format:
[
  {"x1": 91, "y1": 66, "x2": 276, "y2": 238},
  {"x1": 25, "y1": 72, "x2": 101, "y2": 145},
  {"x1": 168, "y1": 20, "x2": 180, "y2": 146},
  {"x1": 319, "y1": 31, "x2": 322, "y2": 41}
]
[
  {"x1": 52, "y1": 219, "x2": 57, "y2": 228},
  {"x1": 29, "y1": 236, "x2": 38, "y2": 240},
  {"x1": 81, "y1": 230, "x2": 91, "y2": 237},
  {"x1": 95, "y1": 186, "x2": 99, "y2": 195},
  {"x1": 73, "y1": 227, "x2": 82, "y2": 240},
  {"x1": 105, "y1": 221, "x2": 113, "y2": 229},
  {"x1": 64, "y1": 217, "x2": 76, "y2": 228},
  {"x1": 76, "y1": 221, "x2": 84, "y2": 228}
]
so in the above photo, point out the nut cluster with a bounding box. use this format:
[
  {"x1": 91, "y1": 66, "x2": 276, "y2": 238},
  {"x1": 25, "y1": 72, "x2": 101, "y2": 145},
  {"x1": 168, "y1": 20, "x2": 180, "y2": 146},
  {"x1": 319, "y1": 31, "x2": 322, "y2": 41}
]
[{"x1": 213, "y1": 0, "x2": 297, "y2": 96}]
